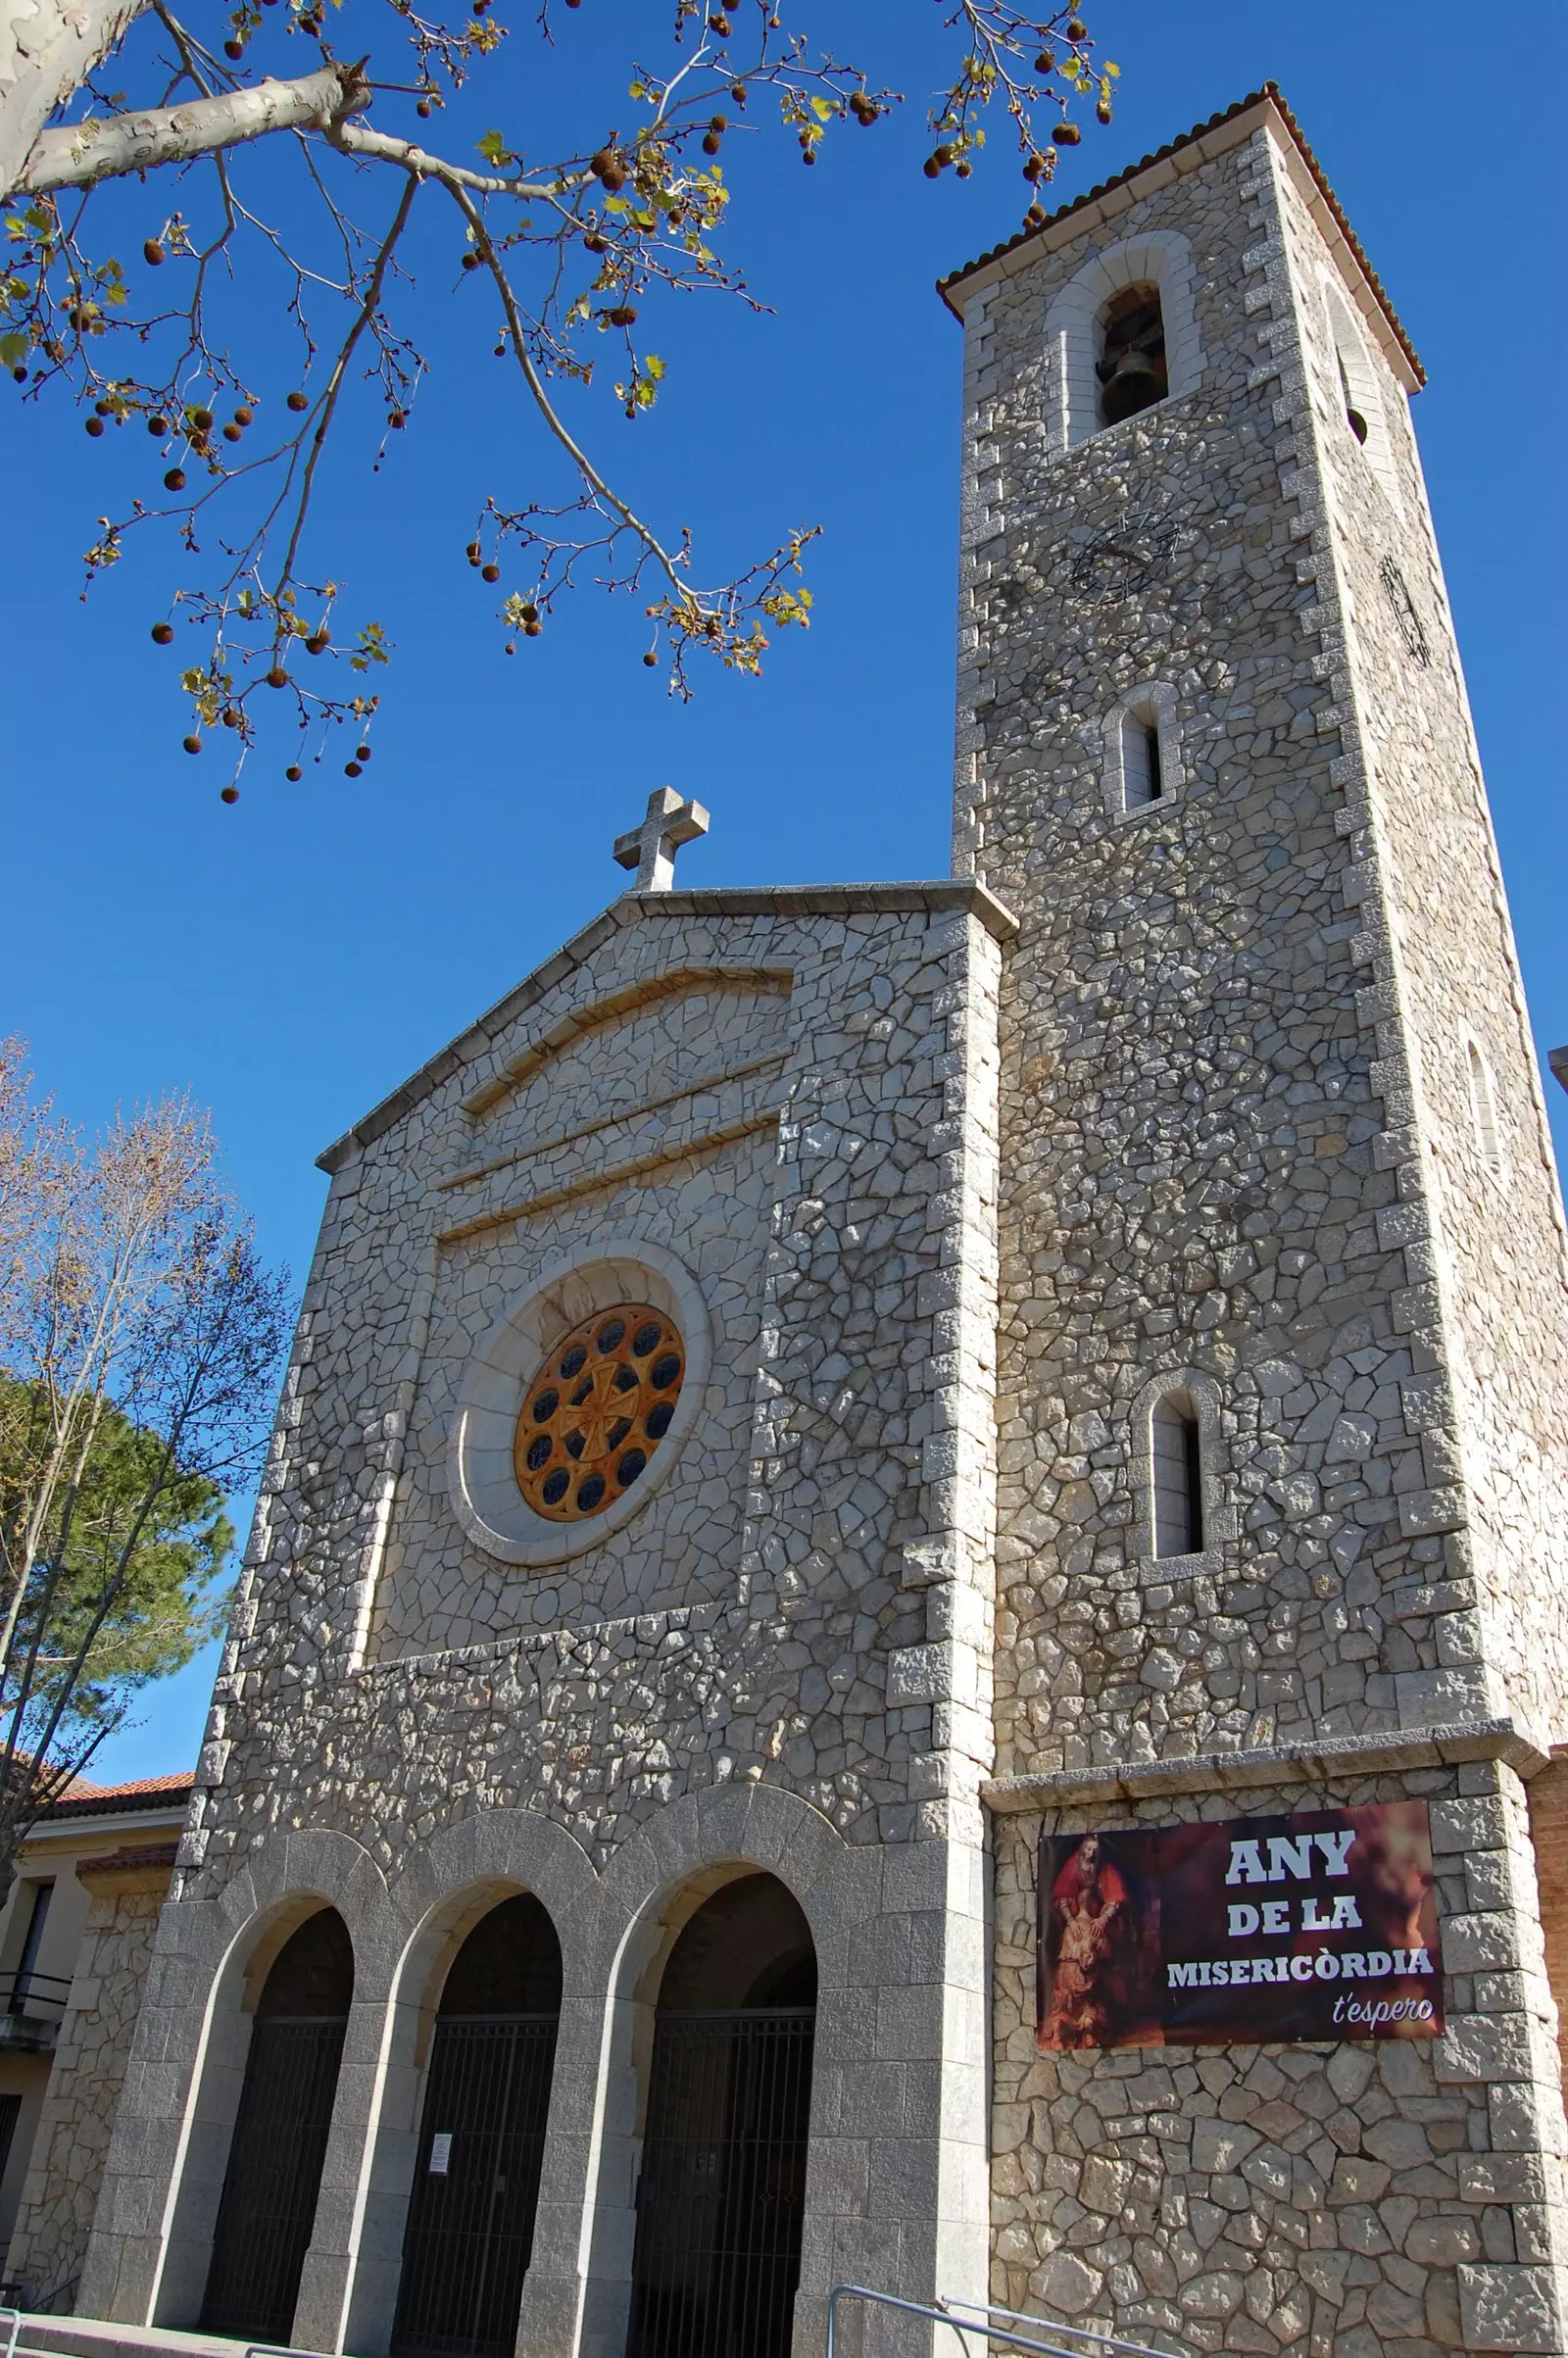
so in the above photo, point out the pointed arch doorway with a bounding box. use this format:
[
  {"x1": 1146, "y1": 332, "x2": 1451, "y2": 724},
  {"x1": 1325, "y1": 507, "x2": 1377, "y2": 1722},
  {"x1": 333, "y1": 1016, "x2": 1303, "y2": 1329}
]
[
  {"x1": 201, "y1": 1905, "x2": 354, "y2": 2342},
  {"x1": 391, "y1": 1892, "x2": 563, "y2": 2358},
  {"x1": 627, "y1": 1874, "x2": 816, "y2": 2358}
]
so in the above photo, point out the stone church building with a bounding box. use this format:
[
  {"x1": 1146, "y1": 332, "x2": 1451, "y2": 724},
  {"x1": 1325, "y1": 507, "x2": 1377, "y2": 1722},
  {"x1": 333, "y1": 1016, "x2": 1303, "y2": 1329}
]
[{"x1": 21, "y1": 81, "x2": 1568, "y2": 2358}]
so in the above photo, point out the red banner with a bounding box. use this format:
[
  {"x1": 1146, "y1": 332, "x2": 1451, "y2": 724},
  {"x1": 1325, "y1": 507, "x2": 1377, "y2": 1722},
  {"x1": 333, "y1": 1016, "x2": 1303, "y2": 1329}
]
[{"x1": 1037, "y1": 1801, "x2": 1444, "y2": 2049}]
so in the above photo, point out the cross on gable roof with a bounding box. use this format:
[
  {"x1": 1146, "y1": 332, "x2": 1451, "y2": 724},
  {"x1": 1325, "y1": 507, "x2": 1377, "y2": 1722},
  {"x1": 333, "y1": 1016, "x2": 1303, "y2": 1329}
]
[{"x1": 612, "y1": 787, "x2": 711, "y2": 894}]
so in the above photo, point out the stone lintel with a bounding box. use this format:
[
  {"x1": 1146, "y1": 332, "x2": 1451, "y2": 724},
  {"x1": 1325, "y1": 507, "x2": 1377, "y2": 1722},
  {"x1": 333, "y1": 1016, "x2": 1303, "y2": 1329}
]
[{"x1": 982, "y1": 1716, "x2": 1550, "y2": 1812}]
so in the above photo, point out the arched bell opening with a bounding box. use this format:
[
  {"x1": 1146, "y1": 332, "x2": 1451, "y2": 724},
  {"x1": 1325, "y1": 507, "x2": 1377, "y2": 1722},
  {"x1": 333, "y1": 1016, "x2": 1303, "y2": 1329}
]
[
  {"x1": 200, "y1": 1904, "x2": 355, "y2": 2342},
  {"x1": 626, "y1": 1872, "x2": 816, "y2": 2358},
  {"x1": 1096, "y1": 281, "x2": 1168, "y2": 425},
  {"x1": 390, "y1": 1892, "x2": 563, "y2": 2358}
]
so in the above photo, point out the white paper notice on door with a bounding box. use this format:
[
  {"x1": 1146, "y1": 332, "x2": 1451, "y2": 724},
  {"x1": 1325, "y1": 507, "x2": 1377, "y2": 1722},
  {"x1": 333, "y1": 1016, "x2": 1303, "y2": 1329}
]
[{"x1": 428, "y1": 2133, "x2": 453, "y2": 2175}]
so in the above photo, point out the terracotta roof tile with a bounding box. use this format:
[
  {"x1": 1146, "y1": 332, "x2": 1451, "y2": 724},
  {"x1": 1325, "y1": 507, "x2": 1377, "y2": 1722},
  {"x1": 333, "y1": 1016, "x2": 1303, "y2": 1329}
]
[
  {"x1": 937, "y1": 82, "x2": 1424, "y2": 387},
  {"x1": 38, "y1": 1770, "x2": 195, "y2": 1820}
]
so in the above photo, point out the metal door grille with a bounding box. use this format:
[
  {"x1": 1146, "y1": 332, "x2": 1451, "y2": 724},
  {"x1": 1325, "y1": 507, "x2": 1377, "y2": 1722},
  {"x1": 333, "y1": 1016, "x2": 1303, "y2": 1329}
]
[
  {"x1": 201, "y1": 2014, "x2": 348, "y2": 2342},
  {"x1": 627, "y1": 2007, "x2": 814, "y2": 2358},
  {"x1": 391, "y1": 2014, "x2": 559, "y2": 2358}
]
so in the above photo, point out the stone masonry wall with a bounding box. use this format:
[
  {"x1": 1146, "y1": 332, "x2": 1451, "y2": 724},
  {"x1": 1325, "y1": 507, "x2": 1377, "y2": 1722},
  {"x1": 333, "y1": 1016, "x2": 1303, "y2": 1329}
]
[
  {"x1": 7, "y1": 1855, "x2": 174, "y2": 2306},
  {"x1": 957, "y1": 125, "x2": 1492, "y2": 1775},
  {"x1": 1262, "y1": 141, "x2": 1568, "y2": 1750},
  {"x1": 949, "y1": 99, "x2": 1568, "y2": 2356},
  {"x1": 185, "y1": 890, "x2": 1006, "y2": 1884},
  {"x1": 75, "y1": 885, "x2": 1006, "y2": 2350},
  {"x1": 991, "y1": 1760, "x2": 1567, "y2": 2358}
]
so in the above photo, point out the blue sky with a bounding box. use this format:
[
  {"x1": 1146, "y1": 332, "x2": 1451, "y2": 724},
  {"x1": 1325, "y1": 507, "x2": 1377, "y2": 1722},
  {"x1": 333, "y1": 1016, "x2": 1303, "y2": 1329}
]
[{"x1": 6, "y1": 0, "x2": 1565, "y2": 1782}]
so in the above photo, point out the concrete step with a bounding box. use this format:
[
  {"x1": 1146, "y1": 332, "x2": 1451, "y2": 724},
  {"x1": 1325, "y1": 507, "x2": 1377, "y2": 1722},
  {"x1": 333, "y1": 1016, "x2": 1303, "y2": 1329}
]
[{"x1": 9, "y1": 2320, "x2": 324, "y2": 2358}]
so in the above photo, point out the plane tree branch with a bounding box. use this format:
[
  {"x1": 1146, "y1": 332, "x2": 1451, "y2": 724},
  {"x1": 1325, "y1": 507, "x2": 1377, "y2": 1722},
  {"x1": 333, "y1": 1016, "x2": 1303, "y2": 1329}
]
[
  {"x1": 19, "y1": 58, "x2": 368, "y2": 192},
  {"x1": 1, "y1": 0, "x2": 1119, "y2": 794}
]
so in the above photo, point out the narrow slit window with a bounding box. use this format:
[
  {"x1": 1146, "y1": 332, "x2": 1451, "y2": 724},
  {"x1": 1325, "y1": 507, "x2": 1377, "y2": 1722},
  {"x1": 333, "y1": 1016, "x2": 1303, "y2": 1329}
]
[
  {"x1": 1121, "y1": 707, "x2": 1162, "y2": 809},
  {"x1": 1467, "y1": 1039, "x2": 1501, "y2": 1175},
  {"x1": 1152, "y1": 1390, "x2": 1203, "y2": 1557},
  {"x1": 1097, "y1": 283, "x2": 1168, "y2": 426}
]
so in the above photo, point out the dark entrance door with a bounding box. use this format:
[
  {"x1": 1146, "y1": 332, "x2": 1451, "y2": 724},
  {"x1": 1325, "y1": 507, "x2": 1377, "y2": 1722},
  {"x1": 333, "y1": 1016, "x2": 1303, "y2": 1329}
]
[
  {"x1": 391, "y1": 1893, "x2": 563, "y2": 2358},
  {"x1": 201, "y1": 1907, "x2": 355, "y2": 2343},
  {"x1": 626, "y1": 1876, "x2": 817, "y2": 2358},
  {"x1": 628, "y1": 2008, "x2": 814, "y2": 2358}
]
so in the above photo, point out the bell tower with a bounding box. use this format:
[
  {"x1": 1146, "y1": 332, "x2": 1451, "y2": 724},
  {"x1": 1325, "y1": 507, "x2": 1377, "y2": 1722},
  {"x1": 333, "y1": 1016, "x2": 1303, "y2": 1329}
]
[{"x1": 945, "y1": 86, "x2": 1568, "y2": 2352}]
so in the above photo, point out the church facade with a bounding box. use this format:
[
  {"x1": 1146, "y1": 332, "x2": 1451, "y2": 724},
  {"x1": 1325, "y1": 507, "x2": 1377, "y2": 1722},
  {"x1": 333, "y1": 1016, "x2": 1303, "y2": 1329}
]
[{"x1": 52, "y1": 84, "x2": 1568, "y2": 2358}]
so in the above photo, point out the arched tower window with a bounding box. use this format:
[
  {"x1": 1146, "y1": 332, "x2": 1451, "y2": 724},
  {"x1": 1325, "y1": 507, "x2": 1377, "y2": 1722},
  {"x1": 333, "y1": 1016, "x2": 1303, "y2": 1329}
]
[
  {"x1": 1042, "y1": 230, "x2": 1202, "y2": 456},
  {"x1": 1320, "y1": 276, "x2": 1401, "y2": 509},
  {"x1": 1120, "y1": 704, "x2": 1163, "y2": 808},
  {"x1": 1467, "y1": 1037, "x2": 1502, "y2": 1177},
  {"x1": 1337, "y1": 347, "x2": 1368, "y2": 445},
  {"x1": 1097, "y1": 283, "x2": 1168, "y2": 425},
  {"x1": 1102, "y1": 681, "x2": 1180, "y2": 820},
  {"x1": 1151, "y1": 1388, "x2": 1204, "y2": 1557}
]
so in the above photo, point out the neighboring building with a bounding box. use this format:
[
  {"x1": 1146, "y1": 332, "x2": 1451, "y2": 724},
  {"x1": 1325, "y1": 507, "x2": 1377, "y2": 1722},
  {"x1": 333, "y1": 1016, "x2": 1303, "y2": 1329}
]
[
  {"x1": 0, "y1": 1774, "x2": 191, "y2": 2306},
  {"x1": 25, "y1": 80, "x2": 1568, "y2": 2358}
]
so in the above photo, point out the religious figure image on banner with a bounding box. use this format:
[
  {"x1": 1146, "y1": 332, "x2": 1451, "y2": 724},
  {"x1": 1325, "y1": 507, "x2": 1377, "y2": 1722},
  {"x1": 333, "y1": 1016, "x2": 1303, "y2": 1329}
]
[
  {"x1": 1037, "y1": 1800, "x2": 1445, "y2": 2050},
  {"x1": 1037, "y1": 1833, "x2": 1162, "y2": 2050}
]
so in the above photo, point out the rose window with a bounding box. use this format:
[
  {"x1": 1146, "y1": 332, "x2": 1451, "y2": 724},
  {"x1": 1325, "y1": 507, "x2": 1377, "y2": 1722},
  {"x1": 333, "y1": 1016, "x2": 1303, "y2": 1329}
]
[{"x1": 514, "y1": 1304, "x2": 686, "y2": 1523}]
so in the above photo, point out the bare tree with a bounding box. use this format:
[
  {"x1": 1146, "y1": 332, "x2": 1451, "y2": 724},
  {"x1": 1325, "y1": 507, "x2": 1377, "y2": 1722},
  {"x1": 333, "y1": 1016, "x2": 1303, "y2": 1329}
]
[
  {"x1": 0, "y1": 1041, "x2": 292, "y2": 1906},
  {"x1": 1, "y1": 1, "x2": 1118, "y2": 787}
]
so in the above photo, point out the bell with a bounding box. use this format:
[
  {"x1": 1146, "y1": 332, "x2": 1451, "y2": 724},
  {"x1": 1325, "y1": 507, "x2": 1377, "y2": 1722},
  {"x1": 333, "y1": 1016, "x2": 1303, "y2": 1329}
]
[{"x1": 1099, "y1": 347, "x2": 1164, "y2": 425}]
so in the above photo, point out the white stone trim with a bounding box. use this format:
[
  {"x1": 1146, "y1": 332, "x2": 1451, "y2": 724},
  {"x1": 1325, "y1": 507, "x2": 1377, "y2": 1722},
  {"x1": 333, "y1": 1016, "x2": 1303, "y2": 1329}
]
[
  {"x1": 1101, "y1": 679, "x2": 1183, "y2": 821},
  {"x1": 1042, "y1": 228, "x2": 1202, "y2": 456},
  {"x1": 1127, "y1": 1365, "x2": 1232, "y2": 1571},
  {"x1": 446, "y1": 1231, "x2": 713, "y2": 1570}
]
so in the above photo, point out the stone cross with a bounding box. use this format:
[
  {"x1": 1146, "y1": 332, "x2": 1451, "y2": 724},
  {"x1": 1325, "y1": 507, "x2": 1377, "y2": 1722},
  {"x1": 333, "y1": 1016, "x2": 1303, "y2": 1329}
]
[{"x1": 612, "y1": 787, "x2": 710, "y2": 893}]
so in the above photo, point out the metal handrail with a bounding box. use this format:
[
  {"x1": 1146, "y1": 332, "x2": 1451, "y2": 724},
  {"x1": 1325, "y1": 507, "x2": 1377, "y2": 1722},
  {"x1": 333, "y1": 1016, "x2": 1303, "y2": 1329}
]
[
  {"x1": 826, "y1": 2284, "x2": 1181, "y2": 2358},
  {"x1": 0, "y1": 1970, "x2": 72, "y2": 2020},
  {"x1": 941, "y1": 2295, "x2": 1183, "y2": 2356},
  {"x1": 0, "y1": 2268, "x2": 81, "y2": 2323}
]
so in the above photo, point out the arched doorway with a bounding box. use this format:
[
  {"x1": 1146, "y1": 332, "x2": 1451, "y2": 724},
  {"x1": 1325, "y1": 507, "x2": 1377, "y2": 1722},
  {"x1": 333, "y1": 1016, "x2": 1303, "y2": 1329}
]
[
  {"x1": 627, "y1": 1874, "x2": 816, "y2": 2358},
  {"x1": 201, "y1": 1905, "x2": 354, "y2": 2341},
  {"x1": 391, "y1": 1892, "x2": 563, "y2": 2358}
]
